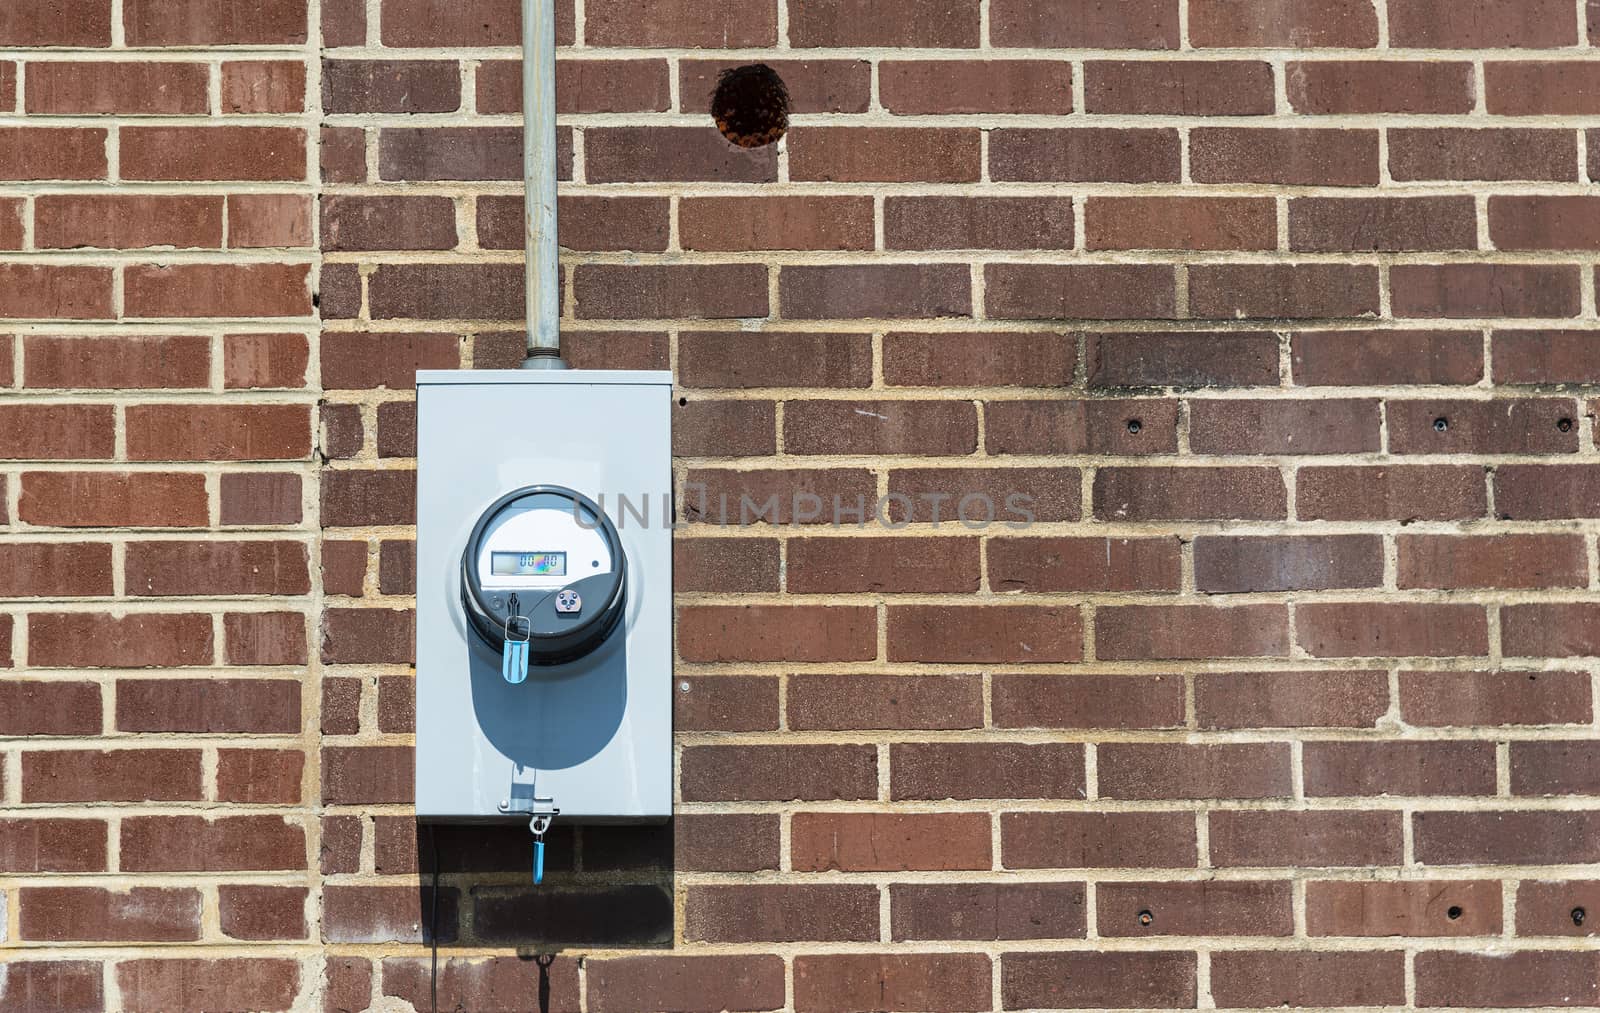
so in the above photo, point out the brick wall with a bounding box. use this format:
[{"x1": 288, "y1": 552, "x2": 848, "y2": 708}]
[{"x1": 4, "y1": 0, "x2": 1600, "y2": 1009}]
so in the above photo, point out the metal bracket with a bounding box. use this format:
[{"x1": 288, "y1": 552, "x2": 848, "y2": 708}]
[{"x1": 498, "y1": 793, "x2": 558, "y2": 819}]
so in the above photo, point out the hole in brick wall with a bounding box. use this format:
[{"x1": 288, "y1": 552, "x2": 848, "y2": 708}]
[
  {"x1": 712, "y1": 64, "x2": 790, "y2": 148},
  {"x1": 1558, "y1": 417, "x2": 1574, "y2": 432},
  {"x1": 1574, "y1": 907, "x2": 1587, "y2": 926},
  {"x1": 1126, "y1": 419, "x2": 1142, "y2": 435},
  {"x1": 678, "y1": 397, "x2": 688, "y2": 406},
  {"x1": 1137, "y1": 909, "x2": 1154, "y2": 927},
  {"x1": 1433, "y1": 417, "x2": 1450, "y2": 432},
  {"x1": 1447, "y1": 905, "x2": 1463, "y2": 920}
]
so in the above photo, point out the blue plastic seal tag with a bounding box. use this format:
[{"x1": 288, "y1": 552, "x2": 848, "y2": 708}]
[
  {"x1": 502, "y1": 638, "x2": 528, "y2": 685},
  {"x1": 534, "y1": 839, "x2": 546, "y2": 884}
]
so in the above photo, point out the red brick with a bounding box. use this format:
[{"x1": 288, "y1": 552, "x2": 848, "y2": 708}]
[
  {"x1": 681, "y1": 58, "x2": 870, "y2": 114},
  {"x1": 22, "y1": 749, "x2": 202, "y2": 802},
  {"x1": 1196, "y1": 670, "x2": 1389, "y2": 729},
  {"x1": 1292, "y1": 329, "x2": 1482, "y2": 385},
  {"x1": 676, "y1": 814, "x2": 780, "y2": 872},
  {"x1": 321, "y1": 607, "x2": 413, "y2": 664},
  {"x1": 1086, "y1": 59, "x2": 1273, "y2": 114},
  {"x1": 575, "y1": 263, "x2": 766, "y2": 320},
  {"x1": 322, "y1": 745, "x2": 414, "y2": 804},
  {"x1": 1191, "y1": 128, "x2": 1378, "y2": 186},
  {"x1": 1389, "y1": 0, "x2": 1577, "y2": 47},
  {"x1": 381, "y1": 957, "x2": 577, "y2": 1011},
  {"x1": 793, "y1": 813, "x2": 990, "y2": 871},
  {"x1": 1492, "y1": 196, "x2": 1600, "y2": 251},
  {"x1": 121, "y1": 815, "x2": 305, "y2": 872},
  {"x1": 1416, "y1": 810, "x2": 1600, "y2": 865},
  {"x1": 0, "y1": 128, "x2": 107, "y2": 181},
  {"x1": 891, "y1": 883, "x2": 1085, "y2": 941},
  {"x1": 685, "y1": 885, "x2": 878, "y2": 943},
  {"x1": 881, "y1": 59, "x2": 1071, "y2": 114},
  {"x1": 122, "y1": 126, "x2": 305, "y2": 181},
  {"x1": 988, "y1": 398, "x2": 1176, "y2": 455},
  {"x1": 1288, "y1": 60, "x2": 1475, "y2": 114},
  {"x1": 1512, "y1": 740, "x2": 1600, "y2": 797},
  {"x1": 1299, "y1": 602, "x2": 1488, "y2": 658},
  {"x1": 322, "y1": 678, "x2": 361, "y2": 735},
  {"x1": 228, "y1": 194, "x2": 311, "y2": 248},
  {"x1": 991, "y1": 0, "x2": 1178, "y2": 47},
  {"x1": 788, "y1": 674, "x2": 983, "y2": 731},
  {"x1": 1190, "y1": 399, "x2": 1380, "y2": 455},
  {"x1": 0, "y1": 1, "x2": 112, "y2": 45},
  {"x1": 1290, "y1": 196, "x2": 1477, "y2": 252},
  {"x1": 679, "y1": 331, "x2": 870, "y2": 388},
  {"x1": 219, "y1": 885, "x2": 306, "y2": 941},
  {"x1": 0, "y1": 196, "x2": 18, "y2": 248},
  {"x1": 1388, "y1": 397, "x2": 1579, "y2": 455},
  {"x1": 589, "y1": 0, "x2": 774, "y2": 46},
  {"x1": 1403, "y1": 669, "x2": 1591, "y2": 728},
  {"x1": 1087, "y1": 196, "x2": 1274, "y2": 251},
  {"x1": 321, "y1": 331, "x2": 458, "y2": 388},
  {"x1": 0, "y1": 962, "x2": 103, "y2": 1012},
  {"x1": 1390, "y1": 128, "x2": 1577, "y2": 182},
  {"x1": 323, "y1": 470, "x2": 416, "y2": 527},
  {"x1": 30, "y1": 611, "x2": 212, "y2": 668},
  {"x1": 1002, "y1": 811, "x2": 1198, "y2": 869},
  {"x1": 221, "y1": 60, "x2": 305, "y2": 113},
  {"x1": 789, "y1": 127, "x2": 980, "y2": 183},
  {"x1": 1393, "y1": 264, "x2": 1582, "y2": 319},
  {"x1": 786, "y1": 400, "x2": 976, "y2": 456},
  {"x1": 589, "y1": 956, "x2": 784, "y2": 1013},
  {"x1": 115, "y1": 678, "x2": 300, "y2": 734},
  {"x1": 0, "y1": 543, "x2": 112, "y2": 597},
  {"x1": 1488, "y1": 61, "x2": 1600, "y2": 115},
  {"x1": 1002, "y1": 952, "x2": 1196, "y2": 1010},
  {"x1": 115, "y1": 959, "x2": 300, "y2": 1013},
  {"x1": 0, "y1": 405, "x2": 112, "y2": 459},
  {"x1": 885, "y1": 332, "x2": 1073, "y2": 388},
  {"x1": 681, "y1": 745, "x2": 876, "y2": 802},
  {"x1": 125, "y1": 539, "x2": 309, "y2": 597},
  {"x1": 887, "y1": 466, "x2": 1082, "y2": 523},
  {"x1": 125, "y1": 405, "x2": 309, "y2": 462},
  {"x1": 323, "y1": 59, "x2": 460, "y2": 113},
  {"x1": 1191, "y1": 0, "x2": 1378, "y2": 46},
  {"x1": 478, "y1": 58, "x2": 669, "y2": 114},
  {"x1": 990, "y1": 127, "x2": 1180, "y2": 182},
  {"x1": 794, "y1": 954, "x2": 991, "y2": 1013},
  {"x1": 1195, "y1": 535, "x2": 1382, "y2": 594},
  {"x1": 0, "y1": 680, "x2": 100, "y2": 736},
  {"x1": 987, "y1": 264, "x2": 1177, "y2": 319},
  {"x1": 323, "y1": 0, "x2": 365, "y2": 44},
  {"x1": 586, "y1": 126, "x2": 766, "y2": 183},
  {"x1": 0, "y1": 265, "x2": 113, "y2": 319},
  {"x1": 481, "y1": 195, "x2": 669, "y2": 252},
  {"x1": 782, "y1": 264, "x2": 971, "y2": 320},
  {"x1": 674, "y1": 538, "x2": 779, "y2": 593},
  {"x1": 673, "y1": 675, "x2": 778, "y2": 732},
  {"x1": 219, "y1": 473, "x2": 302, "y2": 526},
  {"x1": 993, "y1": 673, "x2": 1184, "y2": 730},
  {"x1": 381, "y1": 126, "x2": 570, "y2": 182},
  {"x1": 125, "y1": 0, "x2": 307, "y2": 43},
  {"x1": 787, "y1": 536, "x2": 977, "y2": 593},
  {"x1": 1099, "y1": 880, "x2": 1291, "y2": 937},
  {"x1": 1504, "y1": 602, "x2": 1600, "y2": 657},
  {"x1": 1308, "y1": 880, "x2": 1501, "y2": 936},
  {"x1": 125, "y1": 263, "x2": 312, "y2": 318},
  {"x1": 0, "y1": 818, "x2": 107, "y2": 873},
  {"x1": 1515, "y1": 880, "x2": 1600, "y2": 937},
  {"x1": 24, "y1": 334, "x2": 210, "y2": 389},
  {"x1": 1189, "y1": 264, "x2": 1380, "y2": 319},
  {"x1": 1098, "y1": 742, "x2": 1292, "y2": 799},
  {"x1": 887, "y1": 196, "x2": 1075, "y2": 251},
  {"x1": 25, "y1": 61, "x2": 207, "y2": 115},
  {"x1": 1087, "y1": 331, "x2": 1280, "y2": 387},
  {"x1": 1298, "y1": 464, "x2": 1486, "y2": 521},
  {"x1": 1498, "y1": 464, "x2": 1600, "y2": 521},
  {"x1": 379, "y1": 0, "x2": 574, "y2": 46},
  {"x1": 792, "y1": 0, "x2": 976, "y2": 46},
  {"x1": 1097, "y1": 604, "x2": 1289, "y2": 661},
  {"x1": 21, "y1": 886, "x2": 200, "y2": 942},
  {"x1": 320, "y1": 126, "x2": 366, "y2": 183},
  {"x1": 678, "y1": 605, "x2": 874, "y2": 662},
  {"x1": 1095, "y1": 467, "x2": 1287, "y2": 520},
  {"x1": 223, "y1": 332, "x2": 308, "y2": 389},
  {"x1": 216, "y1": 748, "x2": 304, "y2": 804},
  {"x1": 19, "y1": 471, "x2": 209, "y2": 527},
  {"x1": 990, "y1": 536, "x2": 1181, "y2": 593},
  {"x1": 1400, "y1": 534, "x2": 1586, "y2": 590},
  {"x1": 1416, "y1": 951, "x2": 1600, "y2": 1008},
  {"x1": 674, "y1": 400, "x2": 776, "y2": 458},
  {"x1": 318, "y1": 263, "x2": 361, "y2": 317},
  {"x1": 322, "y1": 195, "x2": 456, "y2": 252},
  {"x1": 888, "y1": 604, "x2": 1082, "y2": 663},
  {"x1": 892, "y1": 742, "x2": 1085, "y2": 801},
  {"x1": 1305, "y1": 741, "x2": 1497, "y2": 797},
  {"x1": 1212, "y1": 952, "x2": 1405, "y2": 1008},
  {"x1": 1495, "y1": 330, "x2": 1600, "y2": 384},
  {"x1": 682, "y1": 468, "x2": 876, "y2": 526},
  {"x1": 319, "y1": 816, "x2": 361, "y2": 874},
  {"x1": 1212, "y1": 811, "x2": 1402, "y2": 868}
]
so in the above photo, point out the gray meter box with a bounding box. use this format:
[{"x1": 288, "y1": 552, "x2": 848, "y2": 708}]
[{"x1": 415, "y1": 370, "x2": 673, "y2": 823}]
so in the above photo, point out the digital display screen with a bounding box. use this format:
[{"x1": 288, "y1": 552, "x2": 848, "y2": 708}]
[{"x1": 491, "y1": 552, "x2": 567, "y2": 577}]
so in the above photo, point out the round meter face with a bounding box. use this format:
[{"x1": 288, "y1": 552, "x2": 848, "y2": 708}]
[{"x1": 461, "y1": 486, "x2": 627, "y2": 666}]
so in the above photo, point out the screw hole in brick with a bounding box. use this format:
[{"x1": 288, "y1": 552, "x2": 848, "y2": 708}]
[
  {"x1": 1126, "y1": 419, "x2": 1142, "y2": 435},
  {"x1": 1433, "y1": 417, "x2": 1449, "y2": 432},
  {"x1": 1574, "y1": 907, "x2": 1587, "y2": 926},
  {"x1": 1558, "y1": 417, "x2": 1574, "y2": 432},
  {"x1": 1447, "y1": 906, "x2": 1463, "y2": 920},
  {"x1": 712, "y1": 64, "x2": 790, "y2": 148},
  {"x1": 678, "y1": 397, "x2": 688, "y2": 406},
  {"x1": 1137, "y1": 910, "x2": 1154, "y2": 927}
]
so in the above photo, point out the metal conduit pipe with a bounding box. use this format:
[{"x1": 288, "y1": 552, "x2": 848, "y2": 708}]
[{"x1": 521, "y1": 0, "x2": 566, "y2": 369}]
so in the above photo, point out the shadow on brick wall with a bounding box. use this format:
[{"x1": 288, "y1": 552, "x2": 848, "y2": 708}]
[{"x1": 413, "y1": 821, "x2": 674, "y2": 950}]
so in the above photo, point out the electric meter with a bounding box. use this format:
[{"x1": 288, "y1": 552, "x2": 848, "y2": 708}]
[{"x1": 462, "y1": 485, "x2": 627, "y2": 668}]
